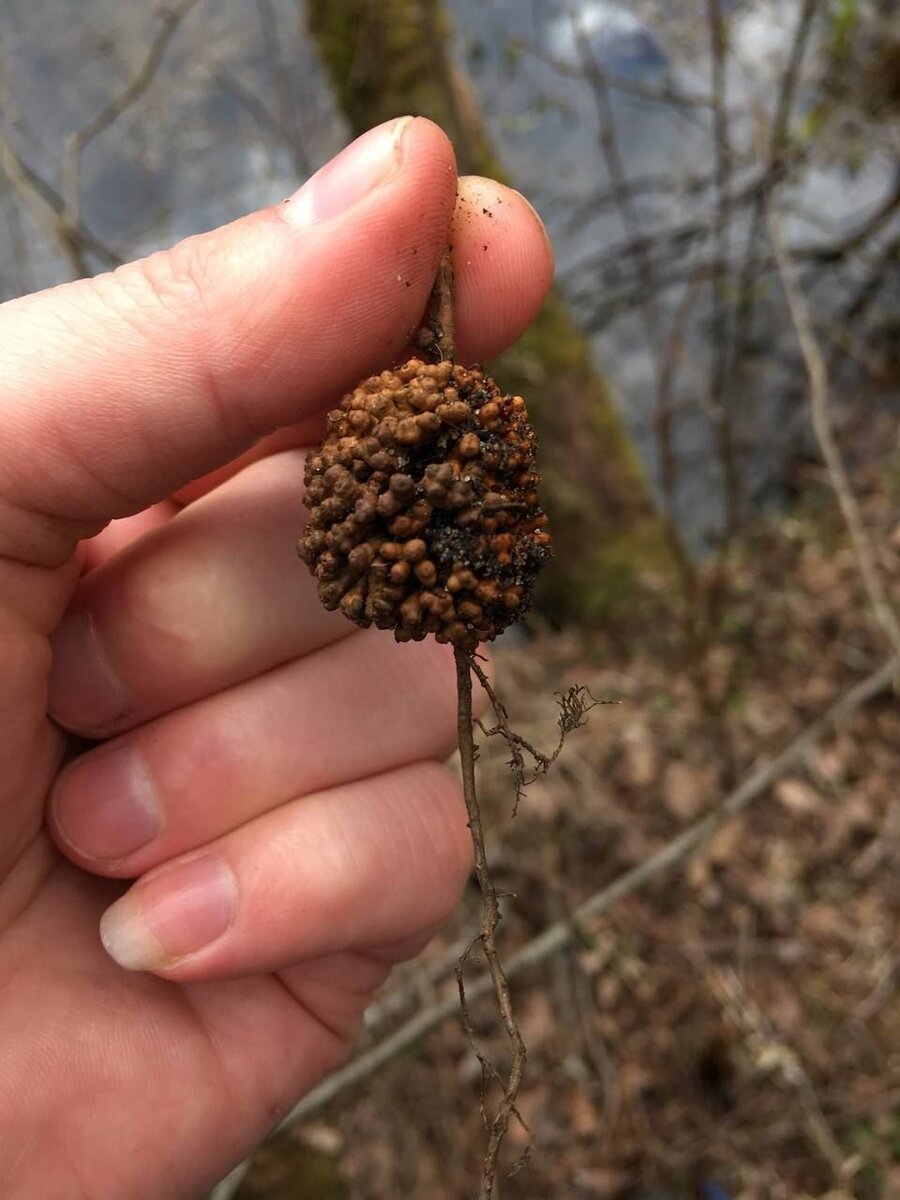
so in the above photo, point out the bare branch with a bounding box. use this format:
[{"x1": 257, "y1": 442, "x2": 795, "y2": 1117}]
[
  {"x1": 572, "y1": 13, "x2": 663, "y2": 346},
  {"x1": 558, "y1": 156, "x2": 761, "y2": 236},
  {"x1": 254, "y1": 0, "x2": 312, "y2": 177},
  {"x1": 576, "y1": 175, "x2": 900, "y2": 326},
  {"x1": 767, "y1": 199, "x2": 900, "y2": 658},
  {"x1": 837, "y1": 228, "x2": 900, "y2": 328},
  {"x1": 570, "y1": 11, "x2": 694, "y2": 581},
  {"x1": 704, "y1": 0, "x2": 742, "y2": 538},
  {"x1": 61, "y1": 0, "x2": 201, "y2": 232},
  {"x1": 0, "y1": 129, "x2": 88, "y2": 277},
  {"x1": 454, "y1": 647, "x2": 527, "y2": 1198},
  {"x1": 0, "y1": 129, "x2": 123, "y2": 277},
  {"x1": 212, "y1": 65, "x2": 311, "y2": 179},
  {"x1": 517, "y1": 36, "x2": 716, "y2": 112},
  {"x1": 577, "y1": 163, "x2": 900, "y2": 304},
  {"x1": 208, "y1": 653, "x2": 898, "y2": 1200},
  {"x1": 728, "y1": 0, "x2": 821, "y2": 373},
  {"x1": 566, "y1": 155, "x2": 792, "y2": 294},
  {"x1": 655, "y1": 265, "x2": 707, "y2": 599},
  {"x1": 470, "y1": 654, "x2": 597, "y2": 815},
  {"x1": 414, "y1": 245, "x2": 455, "y2": 363},
  {"x1": 708, "y1": 966, "x2": 851, "y2": 1182}
]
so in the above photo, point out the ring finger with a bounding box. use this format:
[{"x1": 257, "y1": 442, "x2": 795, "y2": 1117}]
[
  {"x1": 96, "y1": 760, "x2": 472, "y2": 981},
  {"x1": 48, "y1": 623, "x2": 467, "y2": 876}
]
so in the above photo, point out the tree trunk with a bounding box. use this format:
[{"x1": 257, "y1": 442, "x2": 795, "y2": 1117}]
[{"x1": 306, "y1": 0, "x2": 673, "y2": 622}]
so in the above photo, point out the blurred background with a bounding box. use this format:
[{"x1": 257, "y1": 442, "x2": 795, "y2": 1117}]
[{"x1": 2, "y1": 1, "x2": 899, "y2": 1197}]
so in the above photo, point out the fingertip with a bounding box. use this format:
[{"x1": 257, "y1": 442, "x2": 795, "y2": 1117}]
[
  {"x1": 452, "y1": 176, "x2": 554, "y2": 363},
  {"x1": 100, "y1": 854, "x2": 237, "y2": 973}
]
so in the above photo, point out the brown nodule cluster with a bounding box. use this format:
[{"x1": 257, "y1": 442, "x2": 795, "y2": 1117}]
[{"x1": 298, "y1": 358, "x2": 551, "y2": 650}]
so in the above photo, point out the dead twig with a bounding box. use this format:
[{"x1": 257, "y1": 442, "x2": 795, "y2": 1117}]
[
  {"x1": 455, "y1": 647, "x2": 528, "y2": 1199},
  {"x1": 423, "y1": 251, "x2": 524, "y2": 1197},
  {"x1": 206, "y1": 653, "x2": 897, "y2": 1200},
  {"x1": 767, "y1": 197, "x2": 900, "y2": 658},
  {"x1": 704, "y1": 0, "x2": 742, "y2": 542},
  {"x1": 452, "y1": 658, "x2": 600, "y2": 1189},
  {"x1": 577, "y1": 177, "x2": 900, "y2": 324},
  {"x1": 728, "y1": 0, "x2": 821, "y2": 375},
  {"x1": 1, "y1": 2, "x2": 196, "y2": 282},
  {"x1": 0, "y1": 130, "x2": 103, "y2": 278},
  {"x1": 61, "y1": 0, "x2": 201, "y2": 235},
  {"x1": 517, "y1": 36, "x2": 716, "y2": 112},
  {"x1": 415, "y1": 245, "x2": 456, "y2": 363},
  {"x1": 570, "y1": 11, "x2": 695, "y2": 596},
  {"x1": 708, "y1": 966, "x2": 852, "y2": 1183},
  {"x1": 470, "y1": 655, "x2": 597, "y2": 815},
  {"x1": 212, "y1": 67, "x2": 312, "y2": 181},
  {"x1": 655, "y1": 265, "x2": 707, "y2": 607}
]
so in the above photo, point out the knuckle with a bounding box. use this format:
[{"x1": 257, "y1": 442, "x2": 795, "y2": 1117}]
[
  {"x1": 83, "y1": 239, "x2": 220, "y2": 388},
  {"x1": 90, "y1": 239, "x2": 251, "y2": 443},
  {"x1": 106, "y1": 238, "x2": 215, "y2": 330}
]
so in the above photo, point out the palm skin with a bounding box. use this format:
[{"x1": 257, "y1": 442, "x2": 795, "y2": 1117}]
[{"x1": 0, "y1": 118, "x2": 553, "y2": 1197}]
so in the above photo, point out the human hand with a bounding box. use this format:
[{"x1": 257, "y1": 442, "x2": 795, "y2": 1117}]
[{"x1": 0, "y1": 117, "x2": 553, "y2": 1196}]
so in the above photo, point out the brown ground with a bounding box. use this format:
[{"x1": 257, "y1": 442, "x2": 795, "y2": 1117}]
[{"x1": 236, "y1": 450, "x2": 900, "y2": 1200}]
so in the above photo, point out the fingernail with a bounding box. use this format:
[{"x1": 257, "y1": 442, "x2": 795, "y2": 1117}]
[
  {"x1": 49, "y1": 610, "x2": 130, "y2": 733},
  {"x1": 284, "y1": 116, "x2": 413, "y2": 228},
  {"x1": 52, "y1": 743, "x2": 160, "y2": 862},
  {"x1": 100, "y1": 856, "x2": 236, "y2": 971}
]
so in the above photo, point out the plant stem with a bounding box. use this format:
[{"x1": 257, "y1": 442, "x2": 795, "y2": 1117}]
[
  {"x1": 454, "y1": 647, "x2": 527, "y2": 1198},
  {"x1": 422, "y1": 240, "x2": 526, "y2": 1195},
  {"x1": 433, "y1": 246, "x2": 456, "y2": 361},
  {"x1": 416, "y1": 244, "x2": 456, "y2": 362}
]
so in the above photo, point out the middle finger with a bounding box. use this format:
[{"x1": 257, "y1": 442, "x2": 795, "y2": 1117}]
[
  {"x1": 48, "y1": 623, "x2": 463, "y2": 877},
  {"x1": 49, "y1": 450, "x2": 349, "y2": 737}
]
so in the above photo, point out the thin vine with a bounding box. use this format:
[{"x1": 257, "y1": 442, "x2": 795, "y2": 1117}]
[{"x1": 419, "y1": 250, "x2": 600, "y2": 1196}]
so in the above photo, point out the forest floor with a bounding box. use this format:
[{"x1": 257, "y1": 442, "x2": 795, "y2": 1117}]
[{"x1": 235, "y1": 441, "x2": 900, "y2": 1200}]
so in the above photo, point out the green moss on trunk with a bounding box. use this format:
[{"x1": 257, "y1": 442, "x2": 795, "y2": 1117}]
[{"x1": 307, "y1": 0, "x2": 673, "y2": 623}]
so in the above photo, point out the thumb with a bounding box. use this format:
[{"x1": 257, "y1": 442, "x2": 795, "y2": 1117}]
[{"x1": 0, "y1": 117, "x2": 455, "y2": 567}]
